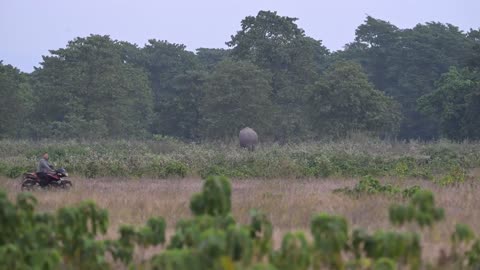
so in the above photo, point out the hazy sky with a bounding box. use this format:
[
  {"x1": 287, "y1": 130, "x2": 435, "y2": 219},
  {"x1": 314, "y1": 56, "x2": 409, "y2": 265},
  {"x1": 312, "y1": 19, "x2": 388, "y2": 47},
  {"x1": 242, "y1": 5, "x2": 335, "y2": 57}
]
[{"x1": 1, "y1": 0, "x2": 479, "y2": 72}]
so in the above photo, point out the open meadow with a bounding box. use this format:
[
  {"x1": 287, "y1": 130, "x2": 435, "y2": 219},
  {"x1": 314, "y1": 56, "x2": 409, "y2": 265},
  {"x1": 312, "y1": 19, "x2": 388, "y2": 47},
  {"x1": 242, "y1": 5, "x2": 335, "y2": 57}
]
[
  {"x1": 2, "y1": 139, "x2": 480, "y2": 269},
  {"x1": 3, "y1": 173, "x2": 480, "y2": 267}
]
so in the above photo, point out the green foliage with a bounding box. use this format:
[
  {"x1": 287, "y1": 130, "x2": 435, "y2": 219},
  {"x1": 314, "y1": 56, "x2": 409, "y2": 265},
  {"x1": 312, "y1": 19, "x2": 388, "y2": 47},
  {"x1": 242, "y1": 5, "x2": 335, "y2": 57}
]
[
  {"x1": 1, "y1": 139, "x2": 479, "y2": 180},
  {"x1": 226, "y1": 225, "x2": 253, "y2": 264},
  {"x1": 401, "y1": 186, "x2": 423, "y2": 199},
  {"x1": 311, "y1": 213, "x2": 349, "y2": 269},
  {"x1": 249, "y1": 209, "x2": 273, "y2": 260},
  {"x1": 466, "y1": 240, "x2": 480, "y2": 268},
  {"x1": 55, "y1": 201, "x2": 110, "y2": 269},
  {"x1": 435, "y1": 165, "x2": 467, "y2": 186},
  {"x1": 164, "y1": 160, "x2": 188, "y2": 177},
  {"x1": 418, "y1": 67, "x2": 480, "y2": 140},
  {"x1": 389, "y1": 190, "x2": 444, "y2": 228},
  {"x1": 2, "y1": 12, "x2": 480, "y2": 141},
  {"x1": 334, "y1": 176, "x2": 423, "y2": 198},
  {"x1": 5, "y1": 165, "x2": 30, "y2": 178},
  {"x1": 343, "y1": 17, "x2": 476, "y2": 139},
  {"x1": 167, "y1": 215, "x2": 235, "y2": 250},
  {"x1": 155, "y1": 70, "x2": 206, "y2": 140},
  {"x1": 353, "y1": 230, "x2": 421, "y2": 269},
  {"x1": 196, "y1": 48, "x2": 230, "y2": 71},
  {"x1": 308, "y1": 61, "x2": 401, "y2": 138},
  {"x1": 0, "y1": 187, "x2": 166, "y2": 270},
  {"x1": 198, "y1": 228, "x2": 227, "y2": 262},
  {"x1": 248, "y1": 263, "x2": 278, "y2": 270},
  {"x1": 31, "y1": 35, "x2": 153, "y2": 139},
  {"x1": 373, "y1": 258, "x2": 398, "y2": 270},
  {"x1": 227, "y1": 10, "x2": 307, "y2": 69},
  {"x1": 227, "y1": 10, "x2": 329, "y2": 141},
  {"x1": 432, "y1": 223, "x2": 480, "y2": 268},
  {"x1": 106, "y1": 225, "x2": 136, "y2": 265},
  {"x1": 199, "y1": 59, "x2": 274, "y2": 139},
  {"x1": 0, "y1": 192, "x2": 61, "y2": 270},
  {"x1": 164, "y1": 177, "x2": 271, "y2": 270},
  {"x1": 270, "y1": 232, "x2": 310, "y2": 270},
  {"x1": 0, "y1": 62, "x2": 32, "y2": 138},
  {"x1": 150, "y1": 249, "x2": 202, "y2": 270},
  {"x1": 140, "y1": 39, "x2": 202, "y2": 139},
  {"x1": 0, "y1": 191, "x2": 109, "y2": 270},
  {"x1": 452, "y1": 224, "x2": 475, "y2": 245},
  {"x1": 190, "y1": 175, "x2": 232, "y2": 217}
]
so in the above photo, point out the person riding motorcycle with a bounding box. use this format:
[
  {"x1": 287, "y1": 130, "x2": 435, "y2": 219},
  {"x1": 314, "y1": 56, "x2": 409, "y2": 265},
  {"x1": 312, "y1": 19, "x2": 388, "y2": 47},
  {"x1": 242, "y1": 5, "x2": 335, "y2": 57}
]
[{"x1": 37, "y1": 152, "x2": 55, "y2": 187}]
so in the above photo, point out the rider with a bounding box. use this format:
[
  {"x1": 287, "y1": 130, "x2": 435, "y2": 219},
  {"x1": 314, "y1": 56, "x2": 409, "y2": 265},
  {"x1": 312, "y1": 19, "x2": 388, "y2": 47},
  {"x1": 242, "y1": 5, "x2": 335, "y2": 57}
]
[{"x1": 37, "y1": 152, "x2": 55, "y2": 187}]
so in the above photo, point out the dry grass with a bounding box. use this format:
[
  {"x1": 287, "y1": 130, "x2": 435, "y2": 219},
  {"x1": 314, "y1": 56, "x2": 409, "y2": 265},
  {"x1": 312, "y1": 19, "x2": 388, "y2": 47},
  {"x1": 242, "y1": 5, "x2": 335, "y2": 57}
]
[{"x1": 2, "y1": 176, "x2": 480, "y2": 263}]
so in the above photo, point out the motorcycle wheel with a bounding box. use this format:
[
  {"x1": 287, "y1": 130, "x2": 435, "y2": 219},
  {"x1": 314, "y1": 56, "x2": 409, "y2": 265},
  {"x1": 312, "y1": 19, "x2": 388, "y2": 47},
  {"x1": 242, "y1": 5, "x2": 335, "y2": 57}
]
[
  {"x1": 60, "y1": 180, "x2": 73, "y2": 190},
  {"x1": 21, "y1": 179, "x2": 38, "y2": 191}
]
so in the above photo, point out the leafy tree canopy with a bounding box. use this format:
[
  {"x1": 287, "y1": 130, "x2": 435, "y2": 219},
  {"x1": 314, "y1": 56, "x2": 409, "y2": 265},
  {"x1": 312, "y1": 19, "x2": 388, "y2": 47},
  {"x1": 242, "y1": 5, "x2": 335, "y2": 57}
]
[
  {"x1": 0, "y1": 61, "x2": 32, "y2": 138},
  {"x1": 418, "y1": 67, "x2": 480, "y2": 140},
  {"x1": 308, "y1": 61, "x2": 401, "y2": 138},
  {"x1": 200, "y1": 59, "x2": 274, "y2": 139},
  {"x1": 31, "y1": 35, "x2": 153, "y2": 139}
]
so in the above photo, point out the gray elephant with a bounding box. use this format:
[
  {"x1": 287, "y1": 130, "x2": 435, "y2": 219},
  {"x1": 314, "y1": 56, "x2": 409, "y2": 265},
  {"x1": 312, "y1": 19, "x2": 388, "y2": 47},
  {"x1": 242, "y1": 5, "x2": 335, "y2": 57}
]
[{"x1": 239, "y1": 127, "x2": 258, "y2": 151}]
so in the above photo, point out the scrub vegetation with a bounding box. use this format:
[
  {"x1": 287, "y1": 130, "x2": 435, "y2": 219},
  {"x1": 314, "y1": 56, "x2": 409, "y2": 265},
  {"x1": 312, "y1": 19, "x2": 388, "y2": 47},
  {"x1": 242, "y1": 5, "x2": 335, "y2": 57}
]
[
  {"x1": 0, "y1": 138, "x2": 479, "y2": 180},
  {"x1": 2, "y1": 175, "x2": 480, "y2": 269}
]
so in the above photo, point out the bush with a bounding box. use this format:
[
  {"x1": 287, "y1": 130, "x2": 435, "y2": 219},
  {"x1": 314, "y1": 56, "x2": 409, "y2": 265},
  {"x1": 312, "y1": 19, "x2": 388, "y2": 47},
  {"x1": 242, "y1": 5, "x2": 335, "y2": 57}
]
[
  {"x1": 435, "y1": 165, "x2": 467, "y2": 186},
  {"x1": 333, "y1": 176, "x2": 423, "y2": 198},
  {"x1": 164, "y1": 161, "x2": 188, "y2": 177}
]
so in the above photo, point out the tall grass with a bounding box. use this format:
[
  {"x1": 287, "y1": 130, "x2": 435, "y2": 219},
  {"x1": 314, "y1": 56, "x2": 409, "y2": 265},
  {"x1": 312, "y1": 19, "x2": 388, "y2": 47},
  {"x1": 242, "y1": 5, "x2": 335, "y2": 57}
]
[
  {"x1": 2, "y1": 176, "x2": 480, "y2": 265},
  {"x1": 0, "y1": 137, "x2": 479, "y2": 179}
]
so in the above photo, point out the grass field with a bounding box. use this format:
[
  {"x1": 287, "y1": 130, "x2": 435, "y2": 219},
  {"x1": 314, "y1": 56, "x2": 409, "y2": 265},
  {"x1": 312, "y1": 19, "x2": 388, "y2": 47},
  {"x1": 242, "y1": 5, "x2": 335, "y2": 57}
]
[
  {"x1": 3, "y1": 173, "x2": 480, "y2": 265},
  {"x1": 2, "y1": 139, "x2": 480, "y2": 268}
]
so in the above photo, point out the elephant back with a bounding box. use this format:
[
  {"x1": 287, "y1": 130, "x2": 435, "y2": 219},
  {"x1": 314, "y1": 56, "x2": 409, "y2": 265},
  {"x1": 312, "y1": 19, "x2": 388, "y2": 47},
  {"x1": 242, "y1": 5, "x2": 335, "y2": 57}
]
[{"x1": 239, "y1": 127, "x2": 258, "y2": 150}]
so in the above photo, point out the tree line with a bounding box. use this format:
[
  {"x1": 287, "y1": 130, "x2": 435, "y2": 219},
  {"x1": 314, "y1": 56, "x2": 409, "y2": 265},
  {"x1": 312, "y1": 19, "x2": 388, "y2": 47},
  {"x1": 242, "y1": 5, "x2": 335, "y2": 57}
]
[{"x1": 1, "y1": 11, "x2": 479, "y2": 141}]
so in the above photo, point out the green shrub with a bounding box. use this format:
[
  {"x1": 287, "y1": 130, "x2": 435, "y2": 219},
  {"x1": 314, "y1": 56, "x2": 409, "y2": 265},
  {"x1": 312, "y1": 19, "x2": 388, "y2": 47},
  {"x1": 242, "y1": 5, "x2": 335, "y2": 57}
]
[
  {"x1": 6, "y1": 165, "x2": 29, "y2": 178},
  {"x1": 435, "y1": 165, "x2": 467, "y2": 186},
  {"x1": 226, "y1": 225, "x2": 253, "y2": 264},
  {"x1": 374, "y1": 258, "x2": 398, "y2": 270},
  {"x1": 311, "y1": 213, "x2": 348, "y2": 269},
  {"x1": 389, "y1": 190, "x2": 444, "y2": 228},
  {"x1": 305, "y1": 155, "x2": 336, "y2": 177},
  {"x1": 190, "y1": 175, "x2": 232, "y2": 217},
  {"x1": 467, "y1": 240, "x2": 480, "y2": 268},
  {"x1": 249, "y1": 209, "x2": 273, "y2": 260},
  {"x1": 164, "y1": 160, "x2": 188, "y2": 177},
  {"x1": 270, "y1": 232, "x2": 310, "y2": 270},
  {"x1": 334, "y1": 176, "x2": 423, "y2": 198},
  {"x1": 150, "y1": 249, "x2": 202, "y2": 270}
]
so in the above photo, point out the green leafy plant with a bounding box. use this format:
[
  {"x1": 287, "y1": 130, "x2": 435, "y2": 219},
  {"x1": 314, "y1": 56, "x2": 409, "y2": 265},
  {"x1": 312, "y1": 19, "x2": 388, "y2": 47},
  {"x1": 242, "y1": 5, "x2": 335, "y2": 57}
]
[
  {"x1": 334, "y1": 176, "x2": 423, "y2": 198},
  {"x1": 270, "y1": 232, "x2": 310, "y2": 270},
  {"x1": 311, "y1": 213, "x2": 349, "y2": 269},
  {"x1": 357, "y1": 230, "x2": 421, "y2": 270},
  {"x1": 389, "y1": 190, "x2": 445, "y2": 228},
  {"x1": 190, "y1": 175, "x2": 232, "y2": 217},
  {"x1": 435, "y1": 165, "x2": 467, "y2": 186}
]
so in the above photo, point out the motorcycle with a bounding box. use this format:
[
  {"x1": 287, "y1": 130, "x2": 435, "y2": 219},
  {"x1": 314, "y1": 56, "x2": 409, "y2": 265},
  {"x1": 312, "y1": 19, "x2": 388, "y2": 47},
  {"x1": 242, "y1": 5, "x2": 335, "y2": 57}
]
[{"x1": 21, "y1": 168, "x2": 73, "y2": 191}]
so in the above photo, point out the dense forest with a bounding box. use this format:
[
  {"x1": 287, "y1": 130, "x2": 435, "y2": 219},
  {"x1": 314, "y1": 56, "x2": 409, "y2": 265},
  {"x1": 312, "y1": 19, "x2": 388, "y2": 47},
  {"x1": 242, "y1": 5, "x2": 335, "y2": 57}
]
[{"x1": 1, "y1": 11, "x2": 479, "y2": 141}]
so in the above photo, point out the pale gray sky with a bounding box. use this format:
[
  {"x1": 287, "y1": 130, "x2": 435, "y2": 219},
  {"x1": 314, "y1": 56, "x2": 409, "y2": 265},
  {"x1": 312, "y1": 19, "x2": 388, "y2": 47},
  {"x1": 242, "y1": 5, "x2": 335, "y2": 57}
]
[{"x1": 1, "y1": 0, "x2": 479, "y2": 72}]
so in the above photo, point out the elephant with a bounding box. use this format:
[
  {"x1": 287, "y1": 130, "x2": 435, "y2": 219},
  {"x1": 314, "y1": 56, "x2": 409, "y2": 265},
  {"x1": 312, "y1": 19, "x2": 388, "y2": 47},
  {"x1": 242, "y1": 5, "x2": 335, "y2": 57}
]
[{"x1": 239, "y1": 127, "x2": 258, "y2": 151}]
